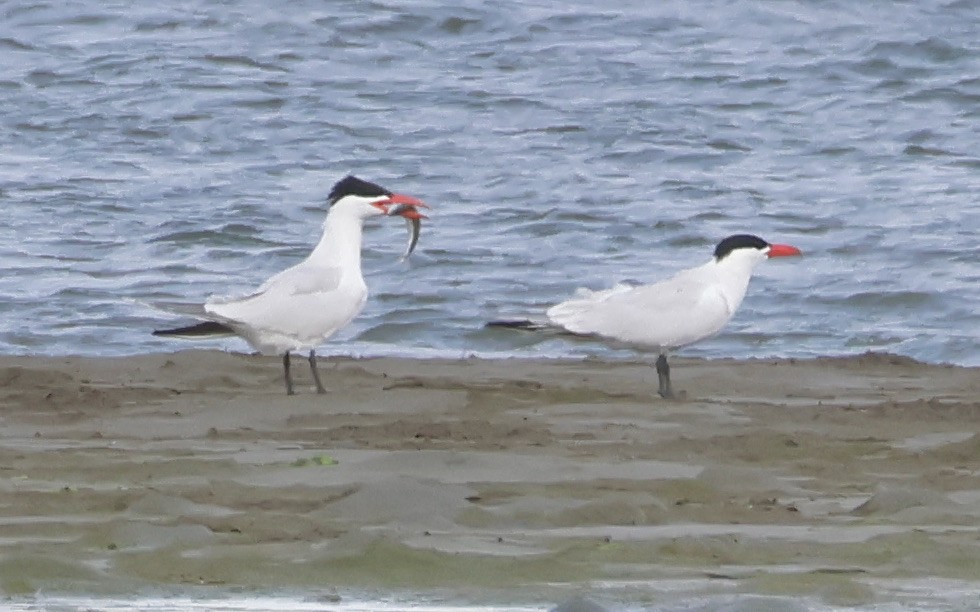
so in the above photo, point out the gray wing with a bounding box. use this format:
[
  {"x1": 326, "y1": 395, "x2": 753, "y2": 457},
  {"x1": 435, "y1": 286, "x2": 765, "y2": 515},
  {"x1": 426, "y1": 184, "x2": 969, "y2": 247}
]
[{"x1": 211, "y1": 261, "x2": 344, "y2": 303}]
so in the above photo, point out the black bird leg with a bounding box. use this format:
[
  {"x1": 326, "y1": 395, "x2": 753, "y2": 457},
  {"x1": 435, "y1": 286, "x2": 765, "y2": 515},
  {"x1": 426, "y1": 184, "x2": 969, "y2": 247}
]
[
  {"x1": 283, "y1": 352, "x2": 295, "y2": 396},
  {"x1": 309, "y1": 349, "x2": 326, "y2": 394},
  {"x1": 655, "y1": 353, "x2": 674, "y2": 399}
]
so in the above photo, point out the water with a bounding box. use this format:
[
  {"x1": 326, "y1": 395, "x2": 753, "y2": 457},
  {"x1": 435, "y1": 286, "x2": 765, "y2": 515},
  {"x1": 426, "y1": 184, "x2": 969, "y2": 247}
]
[
  {"x1": 1, "y1": 0, "x2": 977, "y2": 366},
  {"x1": 9, "y1": 585, "x2": 980, "y2": 612}
]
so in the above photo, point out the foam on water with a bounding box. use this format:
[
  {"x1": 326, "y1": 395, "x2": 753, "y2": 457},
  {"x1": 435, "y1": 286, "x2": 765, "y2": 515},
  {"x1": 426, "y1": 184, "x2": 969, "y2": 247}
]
[{"x1": 10, "y1": 585, "x2": 980, "y2": 612}]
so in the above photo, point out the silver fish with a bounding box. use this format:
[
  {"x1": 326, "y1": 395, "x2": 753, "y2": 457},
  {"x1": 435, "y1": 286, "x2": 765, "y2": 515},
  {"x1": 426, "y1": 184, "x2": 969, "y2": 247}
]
[
  {"x1": 402, "y1": 216, "x2": 421, "y2": 259},
  {"x1": 388, "y1": 202, "x2": 425, "y2": 259}
]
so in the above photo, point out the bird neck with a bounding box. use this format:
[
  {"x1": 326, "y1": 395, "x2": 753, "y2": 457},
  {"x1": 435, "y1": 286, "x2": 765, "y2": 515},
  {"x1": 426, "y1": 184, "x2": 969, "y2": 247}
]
[
  {"x1": 309, "y1": 209, "x2": 365, "y2": 273},
  {"x1": 711, "y1": 255, "x2": 758, "y2": 313}
]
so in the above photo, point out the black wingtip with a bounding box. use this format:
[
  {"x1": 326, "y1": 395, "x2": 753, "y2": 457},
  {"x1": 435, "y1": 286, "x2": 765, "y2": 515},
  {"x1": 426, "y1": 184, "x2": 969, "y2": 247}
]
[
  {"x1": 485, "y1": 319, "x2": 547, "y2": 331},
  {"x1": 153, "y1": 321, "x2": 235, "y2": 337}
]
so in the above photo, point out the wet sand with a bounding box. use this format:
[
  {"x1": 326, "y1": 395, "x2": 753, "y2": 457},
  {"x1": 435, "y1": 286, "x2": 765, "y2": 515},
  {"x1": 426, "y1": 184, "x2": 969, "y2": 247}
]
[{"x1": 0, "y1": 350, "x2": 978, "y2": 607}]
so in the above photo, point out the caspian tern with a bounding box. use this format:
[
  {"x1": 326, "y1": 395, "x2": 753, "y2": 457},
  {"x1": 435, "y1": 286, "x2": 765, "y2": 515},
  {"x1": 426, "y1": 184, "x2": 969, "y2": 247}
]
[
  {"x1": 489, "y1": 234, "x2": 802, "y2": 399},
  {"x1": 152, "y1": 175, "x2": 428, "y2": 395}
]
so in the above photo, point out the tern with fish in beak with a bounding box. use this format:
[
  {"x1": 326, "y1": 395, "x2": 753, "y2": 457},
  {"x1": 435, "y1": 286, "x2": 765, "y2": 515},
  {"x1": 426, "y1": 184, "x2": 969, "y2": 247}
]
[{"x1": 152, "y1": 175, "x2": 428, "y2": 395}]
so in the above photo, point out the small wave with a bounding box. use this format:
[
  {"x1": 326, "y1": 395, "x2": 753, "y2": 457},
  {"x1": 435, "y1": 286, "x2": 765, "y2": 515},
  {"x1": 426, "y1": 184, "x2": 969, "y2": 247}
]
[
  {"x1": 0, "y1": 37, "x2": 34, "y2": 51},
  {"x1": 867, "y1": 38, "x2": 970, "y2": 64},
  {"x1": 199, "y1": 54, "x2": 288, "y2": 73},
  {"x1": 839, "y1": 291, "x2": 938, "y2": 308}
]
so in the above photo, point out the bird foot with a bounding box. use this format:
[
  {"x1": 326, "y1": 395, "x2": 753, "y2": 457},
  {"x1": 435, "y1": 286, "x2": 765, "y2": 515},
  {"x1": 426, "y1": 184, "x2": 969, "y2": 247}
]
[{"x1": 657, "y1": 388, "x2": 687, "y2": 401}]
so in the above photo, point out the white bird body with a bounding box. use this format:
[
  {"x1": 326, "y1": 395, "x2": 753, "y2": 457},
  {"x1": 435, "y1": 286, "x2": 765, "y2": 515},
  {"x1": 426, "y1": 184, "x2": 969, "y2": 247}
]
[
  {"x1": 204, "y1": 207, "x2": 370, "y2": 355},
  {"x1": 153, "y1": 176, "x2": 427, "y2": 395},
  {"x1": 545, "y1": 247, "x2": 764, "y2": 352}
]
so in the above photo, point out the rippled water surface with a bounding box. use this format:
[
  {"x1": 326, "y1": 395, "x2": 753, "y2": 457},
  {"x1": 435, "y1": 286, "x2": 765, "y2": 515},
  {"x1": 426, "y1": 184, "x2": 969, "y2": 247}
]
[
  {"x1": 1, "y1": 0, "x2": 978, "y2": 364},
  {"x1": 10, "y1": 586, "x2": 980, "y2": 612}
]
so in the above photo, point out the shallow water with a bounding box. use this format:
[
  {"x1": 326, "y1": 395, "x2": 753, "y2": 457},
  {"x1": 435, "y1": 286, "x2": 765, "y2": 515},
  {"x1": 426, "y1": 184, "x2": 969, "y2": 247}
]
[
  {"x1": 10, "y1": 586, "x2": 980, "y2": 612},
  {"x1": 1, "y1": 0, "x2": 978, "y2": 365}
]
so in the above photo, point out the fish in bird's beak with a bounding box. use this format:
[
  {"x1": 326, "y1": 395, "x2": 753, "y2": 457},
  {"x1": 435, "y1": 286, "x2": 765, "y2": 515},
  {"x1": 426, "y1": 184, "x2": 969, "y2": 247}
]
[{"x1": 385, "y1": 194, "x2": 429, "y2": 259}]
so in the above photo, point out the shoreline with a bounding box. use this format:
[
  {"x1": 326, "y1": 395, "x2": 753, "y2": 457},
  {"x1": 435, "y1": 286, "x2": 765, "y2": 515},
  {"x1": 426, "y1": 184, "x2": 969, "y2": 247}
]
[
  {"x1": 11, "y1": 340, "x2": 980, "y2": 369},
  {"x1": 1, "y1": 350, "x2": 978, "y2": 606}
]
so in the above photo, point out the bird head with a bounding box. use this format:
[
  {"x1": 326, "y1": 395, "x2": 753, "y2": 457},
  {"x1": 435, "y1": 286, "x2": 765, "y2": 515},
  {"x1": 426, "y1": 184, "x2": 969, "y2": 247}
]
[
  {"x1": 327, "y1": 175, "x2": 429, "y2": 257},
  {"x1": 327, "y1": 175, "x2": 427, "y2": 218},
  {"x1": 713, "y1": 234, "x2": 802, "y2": 268}
]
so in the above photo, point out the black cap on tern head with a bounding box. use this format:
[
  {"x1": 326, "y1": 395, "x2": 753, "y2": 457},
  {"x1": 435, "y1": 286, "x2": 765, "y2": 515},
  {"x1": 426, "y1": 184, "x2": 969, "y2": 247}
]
[
  {"x1": 328, "y1": 175, "x2": 392, "y2": 206},
  {"x1": 713, "y1": 234, "x2": 769, "y2": 260}
]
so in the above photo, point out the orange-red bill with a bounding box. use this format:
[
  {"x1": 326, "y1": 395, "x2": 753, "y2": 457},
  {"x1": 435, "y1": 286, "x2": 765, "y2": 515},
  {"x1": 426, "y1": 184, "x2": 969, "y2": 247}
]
[
  {"x1": 387, "y1": 193, "x2": 429, "y2": 220},
  {"x1": 389, "y1": 205, "x2": 427, "y2": 220},
  {"x1": 389, "y1": 193, "x2": 428, "y2": 208},
  {"x1": 768, "y1": 243, "x2": 802, "y2": 258}
]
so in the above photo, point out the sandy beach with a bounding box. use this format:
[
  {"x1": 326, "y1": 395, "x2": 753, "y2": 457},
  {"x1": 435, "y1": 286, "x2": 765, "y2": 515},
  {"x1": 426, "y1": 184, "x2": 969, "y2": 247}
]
[{"x1": 1, "y1": 350, "x2": 978, "y2": 608}]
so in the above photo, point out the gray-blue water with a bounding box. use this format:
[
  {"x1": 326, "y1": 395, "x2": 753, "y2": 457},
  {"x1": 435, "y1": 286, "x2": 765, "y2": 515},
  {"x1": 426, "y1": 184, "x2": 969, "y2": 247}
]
[{"x1": 1, "y1": 0, "x2": 978, "y2": 366}]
